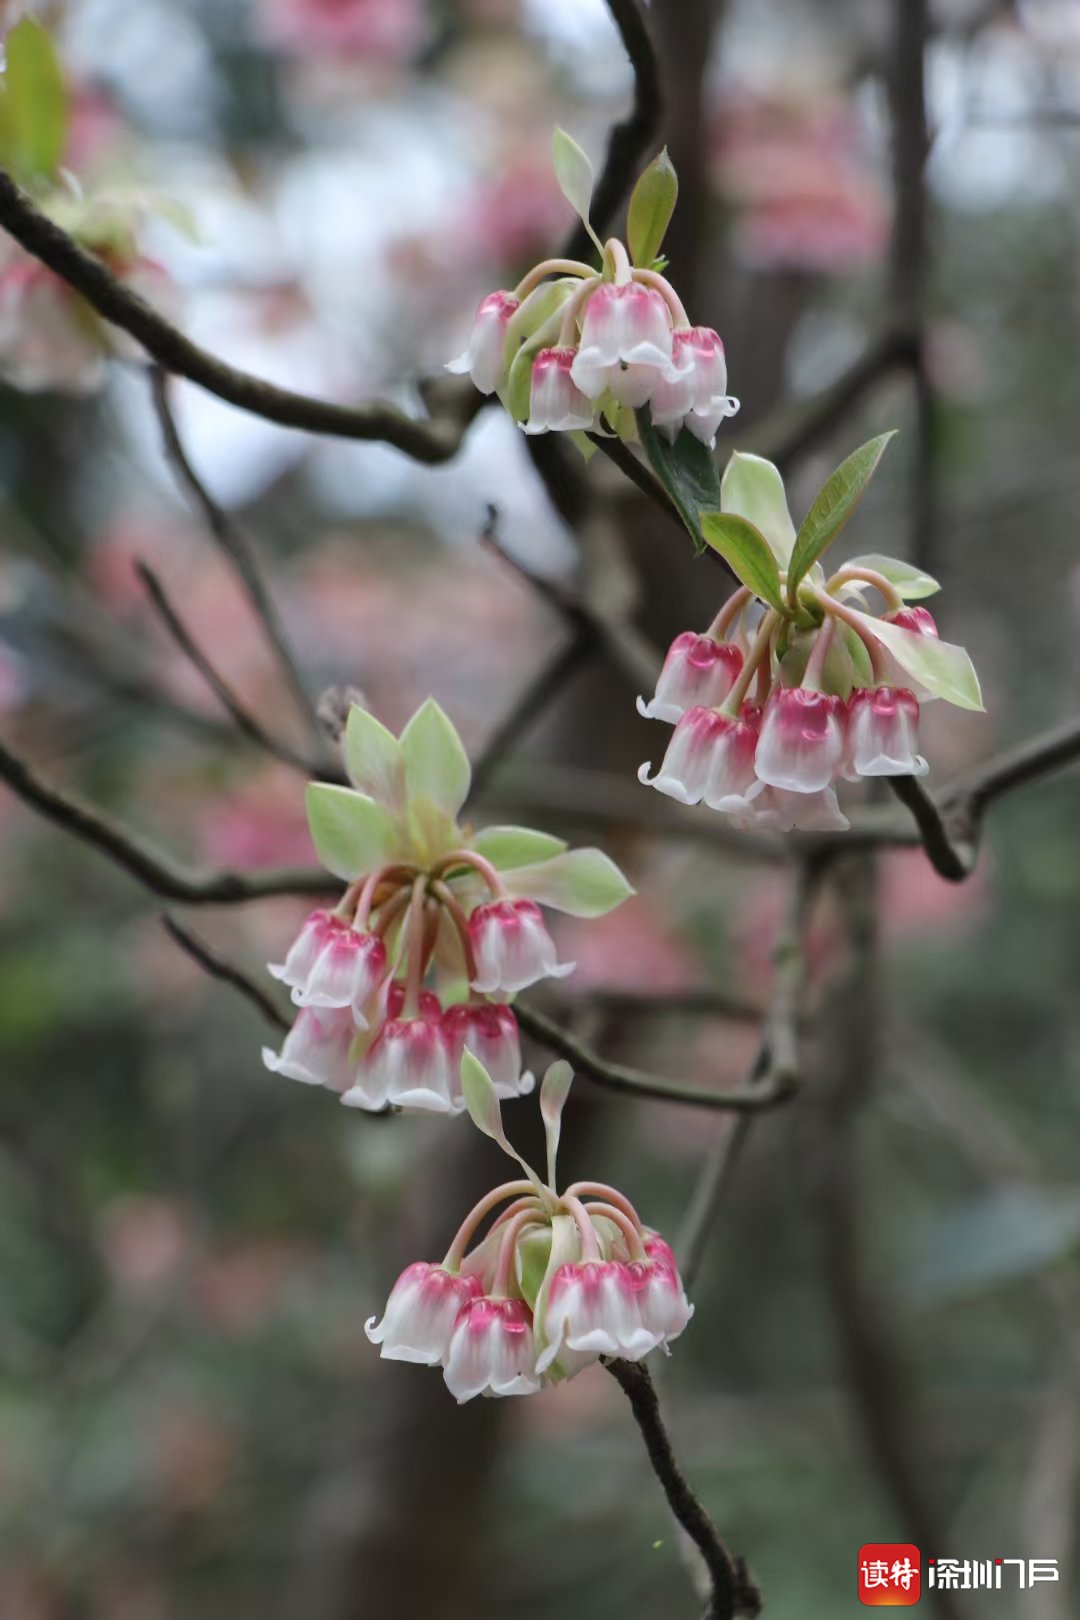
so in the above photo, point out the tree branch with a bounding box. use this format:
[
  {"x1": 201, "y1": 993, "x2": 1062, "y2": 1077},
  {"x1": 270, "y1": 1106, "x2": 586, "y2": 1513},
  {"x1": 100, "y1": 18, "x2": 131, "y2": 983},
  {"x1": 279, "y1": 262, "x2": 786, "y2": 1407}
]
[
  {"x1": 604, "y1": 1357, "x2": 760, "y2": 1619},
  {"x1": 163, "y1": 915, "x2": 291, "y2": 1030}
]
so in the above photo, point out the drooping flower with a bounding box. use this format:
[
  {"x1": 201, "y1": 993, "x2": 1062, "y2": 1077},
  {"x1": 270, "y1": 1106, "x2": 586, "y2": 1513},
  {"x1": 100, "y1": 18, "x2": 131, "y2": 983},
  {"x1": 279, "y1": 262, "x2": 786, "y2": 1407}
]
[
  {"x1": 536, "y1": 1260, "x2": 660, "y2": 1375},
  {"x1": 637, "y1": 631, "x2": 743, "y2": 723},
  {"x1": 343, "y1": 994, "x2": 455, "y2": 1114},
  {"x1": 365, "y1": 1262, "x2": 483, "y2": 1366},
  {"x1": 261, "y1": 1006, "x2": 355, "y2": 1091},
  {"x1": 469, "y1": 898, "x2": 574, "y2": 995},
  {"x1": 844, "y1": 686, "x2": 927, "y2": 779},
  {"x1": 639, "y1": 705, "x2": 757, "y2": 806},
  {"x1": 753, "y1": 688, "x2": 846, "y2": 794},
  {"x1": 271, "y1": 911, "x2": 387, "y2": 1020},
  {"x1": 629, "y1": 1256, "x2": 694, "y2": 1348},
  {"x1": 648, "y1": 326, "x2": 740, "y2": 446},
  {"x1": 442, "y1": 1001, "x2": 534, "y2": 1103},
  {"x1": 445, "y1": 290, "x2": 519, "y2": 395},
  {"x1": 443, "y1": 1296, "x2": 542, "y2": 1402},
  {"x1": 570, "y1": 282, "x2": 678, "y2": 408},
  {"x1": 522, "y1": 347, "x2": 596, "y2": 434}
]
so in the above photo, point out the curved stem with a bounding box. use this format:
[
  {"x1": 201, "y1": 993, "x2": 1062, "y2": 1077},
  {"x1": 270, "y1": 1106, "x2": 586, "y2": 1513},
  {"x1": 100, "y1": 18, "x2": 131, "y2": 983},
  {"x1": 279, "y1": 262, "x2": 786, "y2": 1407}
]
[
  {"x1": 811, "y1": 590, "x2": 889, "y2": 683},
  {"x1": 605, "y1": 238, "x2": 633, "y2": 286},
  {"x1": 707, "y1": 586, "x2": 751, "y2": 642},
  {"x1": 430, "y1": 850, "x2": 506, "y2": 897},
  {"x1": 556, "y1": 274, "x2": 601, "y2": 347},
  {"x1": 721, "y1": 610, "x2": 779, "y2": 717},
  {"x1": 513, "y1": 259, "x2": 598, "y2": 300},
  {"x1": 442, "y1": 1180, "x2": 539, "y2": 1272},
  {"x1": 430, "y1": 879, "x2": 479, "y2": 982},
  {"x1": 801, "y1": 616, "x2": 836, "y2": 694},
  {"x1": 492, "y1": 1210, "x2": 546, "y2": 1299},
  {"x1": 583, "y1": 1201, "x2": 646, "y2": 1261},
  {"x1": 561, "y1": 1194, "x2": 602, "y2": 1261},
  {"x1": 825, "y1": 565, "x2": 905, "y2": 613},
  {"x1": 565, "y1": 1182, "x2": 644, "y2": 1231},
  {"x1": 355, "y1": 865, "x2": 417, "y2": 928},
  {"x1": 630, "y1": 266, "x2": 690, "y2": 328},
  {"x1": 402, "y1": 875, "x2": 428, "y2": 1019}
]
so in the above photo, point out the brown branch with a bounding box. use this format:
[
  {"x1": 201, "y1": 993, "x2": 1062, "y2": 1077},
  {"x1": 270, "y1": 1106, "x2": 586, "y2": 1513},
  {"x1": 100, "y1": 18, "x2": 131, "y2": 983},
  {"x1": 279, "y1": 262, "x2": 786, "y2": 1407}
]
[
  {"x1": 604, "y1": 1358, "x2": 760, "y2": 1619},
  {"x1": 565, "y1": 987, "x2": 762, "y2": 1024},
  {"x1": 0, "y1": 734, "x2": 338, "y2": 904},
  {"x1": 514, "y1": 1002, "x2": 796, "y2": 1113},
  {"x1": 468, "y1": 634, "x2": 592, "y2": 801},
  {"x1": 163, "y1": 915, "x2": 290, "y2": 1031},
  {"x1": 0, "y1": 168, "x2": 465, "y2": 462},
  {"x1": 562, "y1": 0, "x2": 663, "y2": 261}
]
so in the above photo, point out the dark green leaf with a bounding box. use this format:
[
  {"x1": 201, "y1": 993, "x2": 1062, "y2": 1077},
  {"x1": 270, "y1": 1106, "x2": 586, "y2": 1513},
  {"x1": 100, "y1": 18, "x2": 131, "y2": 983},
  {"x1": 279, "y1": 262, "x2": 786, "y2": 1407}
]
[
  {"x1": 636, "y1": 407, "x2": 721, "y2": 552},
  {"x1": 699, "y1": 513, "x2": 785, "y2": 611}
]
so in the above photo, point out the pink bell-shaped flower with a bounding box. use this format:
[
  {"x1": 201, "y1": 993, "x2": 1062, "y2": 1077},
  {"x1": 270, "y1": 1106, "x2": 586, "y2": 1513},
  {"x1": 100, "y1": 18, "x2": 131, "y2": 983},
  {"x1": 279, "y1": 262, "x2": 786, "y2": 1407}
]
[
  {"x1": 648, "y1": 326, "x2": 740, "y2": 445},
  {"x1": 522, "y1": 347, "x2": 596, "y2": 433},
  {"x1": 536, "y1": 1260, "x2": 659, "y2": 1375},
  {"x1": 268, "y1": 909, "x2": 337, "y2": 993},
  {"x1": 629, "y1": 1256, "x2": 694, "y2": 1348},
  {"x1": 273, "y1": 913, "x2": 387, "y2": 1022},
  {"x1": 637, "y1": 631, "x2": 743, "y2": 723},
  {"x1": 719, "y1": 781, "x2": 850, "y2": 833},
  {"x1": 754, "y1": 688, "x2": 846, "y2": 794},
  {"x1": 570, "y1": 283, "x2": 676, "y2": 407},
  {"x1": 445, "y1": 290, "x2": 519, "y2": 394},
  {"x1": 881, "y1": 606, "x2": 940, "y2": 700},
  {"x1": 639, "y1": 705, "x2": 742, "y2": 805},
  {"x1": 261, "y1": 1005, "x2": 355, "y2": 1091},
  {"x1": 469, "y1": 898, "x2": 574, "y2": 995},
  {"x1": 844, "y1": 686, "x2": 927, "y2": 778},
  {"x1": 443, "y1": 1296, "x2": 542, "y2": 1402},
  {"x1": 343, "y1": 993, "x2": 455, "y2": 1114},
  {"x1": 442, "y1": 1002, "x2": 535, "y2": 1105},
  {"x1": 365, "y1": 1261, "x2": 483, "y2": 1365}
]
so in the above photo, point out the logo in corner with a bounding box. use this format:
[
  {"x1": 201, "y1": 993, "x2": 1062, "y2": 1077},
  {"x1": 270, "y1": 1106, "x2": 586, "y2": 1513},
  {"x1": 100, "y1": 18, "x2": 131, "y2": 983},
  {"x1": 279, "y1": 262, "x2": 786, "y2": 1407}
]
[{"x1": 859, "y1": 1544, "x2": 921, "y2": 1606}]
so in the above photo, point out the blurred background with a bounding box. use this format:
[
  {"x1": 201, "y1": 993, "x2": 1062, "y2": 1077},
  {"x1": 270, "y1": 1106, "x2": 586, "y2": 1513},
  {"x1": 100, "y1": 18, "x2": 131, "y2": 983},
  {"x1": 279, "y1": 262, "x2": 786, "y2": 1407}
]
[{"x1": 0, "y1": 0, "x2": 1079, "y2": 1615}]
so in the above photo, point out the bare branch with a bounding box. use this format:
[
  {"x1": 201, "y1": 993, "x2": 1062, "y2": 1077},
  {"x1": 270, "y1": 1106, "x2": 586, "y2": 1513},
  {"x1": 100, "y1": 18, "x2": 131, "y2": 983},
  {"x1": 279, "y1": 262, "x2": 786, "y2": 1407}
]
[
  {"x1": 163, "y1": 915, "x2": 290, "y2": 1031},
  {"x1": 0, "y1": 169, "x2": 466, "y2": 461},
  {"x1": 0, "y1": 734, "x2": 338, "y2": 904},
  {"x1": 468, "y1": 635, "x2": 591, "y2": 802},
  {"x1": 604, "y1": 1357, "x2": 760, "y2": 1619},
  {"x1": 563, "y1": 987, "x2": 762, "y2": 1024}
]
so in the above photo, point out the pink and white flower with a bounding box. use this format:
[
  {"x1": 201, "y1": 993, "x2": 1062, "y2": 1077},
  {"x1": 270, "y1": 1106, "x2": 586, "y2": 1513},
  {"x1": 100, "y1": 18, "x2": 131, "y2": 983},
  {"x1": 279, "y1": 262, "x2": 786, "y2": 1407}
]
[
  {"x1": 442, "y1": 1002, "x2": 534, "y2": 1104},
  {"x1": 629, "y1": 1256, "x2": 694, "y2": 1348},
  {"x1": 881, "y1": 606, "x2": 940, "y2": 700},
  {"x1": 719, "y1": 781, "x2": 850, "y2": 833},
  {"x1": 570, "y1": 283, "x2": 677, "y2": 408},
  {"x1": 536, "y1": 1261, "x2": 660, "y2": 1375},
  {"x1": 754, "y1": 688, "x2": 846, "y2": 794},
  {"x1": 270, "y1": 911, "x2": 387, "y2": 1021},
  {"x1": 637, "y1": 632, "x2": 743, "y2": 722},
  {"x1": 365, "y1": 1262, "x2": 482, "y2": 1365},
  {"x1": 343, "y1": 998, "x2": 454, "y2": 1114},
  {"x1": 443, "y1": 1296, "x2": 542, "y2": 1402},
  {"x1": 469, "y1": 898, "x2": 574, "y2": 995},
  {"x1": 262, "y1": 1005, "x2": 355, "y2": 1091},
  {"x1": 638, "y1": 705, "x2": 758, "y2": 807},
  {"x1": 647, "y1": 326, "x2": 740, "y2": 445},
  {"x1": 844, "y1": 686, "x2": 927, "y2": 778},
  {"x1": 522, "y1": 347, "x2": 596, "y2": 433},
  {"x1": 445, "y1": 290, "x2": 519, "y2": 395}
]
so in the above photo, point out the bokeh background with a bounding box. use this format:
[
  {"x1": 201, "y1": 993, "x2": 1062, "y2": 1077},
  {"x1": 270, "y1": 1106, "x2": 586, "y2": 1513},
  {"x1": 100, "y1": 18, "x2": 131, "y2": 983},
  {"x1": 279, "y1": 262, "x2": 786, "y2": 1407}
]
[{"x1": 1, "y1": 0, "x2": 1079, "y2": 1616}]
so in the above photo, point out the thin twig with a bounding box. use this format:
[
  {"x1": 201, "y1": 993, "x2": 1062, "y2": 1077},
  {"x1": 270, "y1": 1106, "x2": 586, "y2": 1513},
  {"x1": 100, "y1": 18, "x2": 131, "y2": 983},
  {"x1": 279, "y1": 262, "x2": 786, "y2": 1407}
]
[
  {"x1": 163, "y1": 915, "x2": 291, "y2": 1031},
  {"x1": 565, "y1": 987, "x2": 762, "y2": 1024},
  {"x1": 149, "y1": 368, "x2": 318, "y2": 734},
  {"x1": 0, "y1": 735, "x2": 338, "y2": 904},
  {"x1": 468, "y1": 634, "x2": 592, "y2": 801},
  {"x1": 604, "y1": 1357, "x2": 760, "y2": 1619},
  {"x1": 136, "y1": 561, "x2": 324, "y2": 776},
  {"x1": 0, "y1": 170, "x2": 466, "y2": 461},
  {"x1": 514, "y1": 1002, "x2": 796, "y2": 1113}
]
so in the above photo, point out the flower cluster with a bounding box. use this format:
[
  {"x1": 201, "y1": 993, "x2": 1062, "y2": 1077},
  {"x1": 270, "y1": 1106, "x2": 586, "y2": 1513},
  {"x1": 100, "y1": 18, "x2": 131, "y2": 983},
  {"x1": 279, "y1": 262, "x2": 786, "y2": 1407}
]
[
  {"x1": 263, "y1": 699, "x2": 633, "y2": 1112},
  {"x1": 638, "y1": 448, "x2": 984, "y2": 833},
  {"x1": 448, "y1": 134, "x2": 738, "y2": 446},
  {"x1": 366, "y1": 1055, "x2": 692, "y2": 1400}
]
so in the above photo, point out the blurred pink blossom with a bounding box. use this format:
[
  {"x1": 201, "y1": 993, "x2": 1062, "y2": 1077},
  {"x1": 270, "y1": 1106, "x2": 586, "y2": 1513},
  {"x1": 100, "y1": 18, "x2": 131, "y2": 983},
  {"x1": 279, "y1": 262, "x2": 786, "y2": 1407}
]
[
  {"x1": 553, "y1": 896, "x2": 700, "y2": 995},
  {"x1": 194, "y1": 1241, "x2": 309, "y2": 1335},
  {"x1": 99, "y1": 1195, "x2": 192, "y2": 1289},
  {"x1": 256, "y1": 0, "x2": 427, "y2": 61},
  {"x1": 198, "y1": 764, "x2": 315, "y2": 868}
]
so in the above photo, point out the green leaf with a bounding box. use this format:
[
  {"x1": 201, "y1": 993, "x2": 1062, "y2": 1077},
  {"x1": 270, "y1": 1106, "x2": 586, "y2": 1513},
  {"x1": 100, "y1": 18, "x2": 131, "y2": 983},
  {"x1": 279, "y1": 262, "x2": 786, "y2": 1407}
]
[
  {"x1": 305, "y1": 785, "x2": 396, "y2": 879},
  {"x1": 504, "y1": 849, "x2": 634, "y2": 917},
  {"x1": 515, "y1": 1226, "x2": 553, "y2": 1311},
  {"x1": 788, "y1": 432, "x2": 896, "y2": 592},
  {"x1": 460, "y1": 1048, "x2": 508, "y2": 1146},
  {"x1": 3, "y1": 19, "x2": 67, "y2": 184},
  {"x1": 699, "y1": 512, "x2": 786, "y2": 612},
  {"x1": 720, "y1": 451, "x2": 796, "y2": 567},
  {"x1": 567, "y1": 429, "x2": 597, "y2": 464},
  {"x1": 855, "y1": 613, "x2": 985, "y2": 711},
  {"x1": 836, "y1": 618, "x2": 875, "y2": 689},
  {"x1": 552, "y1": 127, "x2": 598, "y2": 246},
  {"x1": 845, "y1": 553, "x2": 941, "y2": 601},
  {"x1": 636, "y1": 407, "x2": 722, "y2": 551},
  {"x1": 627, "y1": 147, "x2": 678, "y2": 268},
  {"x1": 400, "y1": 698, "x2": 470, "y2": 820},
  {"x1": 469, "y1": 826, "x2": 568, "y2": 870},
  {"x1": 343, "y1": 705, "x2": 404, "y2": 808},
  {"x1": 539, "y1": 1060, "x2": 574, "y2": 1188}
]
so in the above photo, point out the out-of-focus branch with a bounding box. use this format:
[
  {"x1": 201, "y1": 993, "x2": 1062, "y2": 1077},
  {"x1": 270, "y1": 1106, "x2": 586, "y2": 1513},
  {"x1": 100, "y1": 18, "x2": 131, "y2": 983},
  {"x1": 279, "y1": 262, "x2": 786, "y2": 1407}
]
[
  {"x1": 604, "y1": 1357, "x2": 760, "y2": 1619},
  {"x1": 0, "y1": 170, "x2": 468, "y2": 460},
  {"x1": 149, "y1": 367, "x2": 320, "y2": 734},
  {"x1": 468, "y1": 635, "x2": 591, "y2": 801},
  {"x1": 163, "y1": 915, "x2": 291, "y2": 1030},
  {"x1": 565, "y1": 987, "x2": 762, "y2": 1024},
  {"x1": 563, "y1": 0, "x2": 663, "y2": 261},
  {"x1": 0, "y1": 735, "x2": 338, "y2": 904},
  {"x1": 515, "y1": 1002, "x2": 797, "y2": 1113}
]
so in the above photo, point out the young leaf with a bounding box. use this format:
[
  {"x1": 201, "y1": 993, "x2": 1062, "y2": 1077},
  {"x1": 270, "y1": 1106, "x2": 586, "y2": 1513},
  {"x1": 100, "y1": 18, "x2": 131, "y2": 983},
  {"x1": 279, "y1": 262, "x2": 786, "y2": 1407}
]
[
  {"x1": 788, "y1": 432, "x2": 896, "y2": 591},
  {"x1": 855, "y1": 614, "x2": 985, "y2": 711},
  {"x1": 720, "y1": 451, "x2": 796, "y2": 567},
  {"x1": 343, "y1": 705, "x2": 404, "y2": 808},
  {"x1": 515, "y1": 1226, "x2": 553, "y2": 1310},
  {"x1": 552, "y1": 128, "x2": 599, "y2": 248},
  {"x1": 844, "y1": 553, "x2": 941, "y2": 601},
  {"x1": 835, "y1": 619, "x2": 875, "y2": 689},
  {"x1": 627, "y1": 147, "x2": 678, "y2": 268},
  {"x1": 400, "y1": 698, "x2": 471, "y2": 820},
  {"x1": 699, "y1": 513, "x2": 786, "y2": 612},
  {"x1": 503, "y1": 848, "x2": 634, "y2": 918},
  {"x1": 460, "y1": 1051, "x2": 546, "y2": 1190},
  {"x1": 469, "y1": 826, "x2": 568, "y2": 870},
  {"x1": 305, "y1": 784, "x2": 396, "y2": 879},
  {"x1": 539, "y1": 1061, "x2": 574, "y2": 1189},
  {"x1": 4, "y1": 19, "x2": 68, "y2": 183},
  {"x1": 636, "y1": 407, "x2": 722, "y2": 551}
]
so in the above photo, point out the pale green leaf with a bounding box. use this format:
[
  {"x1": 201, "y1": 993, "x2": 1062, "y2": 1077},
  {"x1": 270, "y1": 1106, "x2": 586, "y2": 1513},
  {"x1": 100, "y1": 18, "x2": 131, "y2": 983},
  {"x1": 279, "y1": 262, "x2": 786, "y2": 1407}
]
[
  {"x1": 504, "y1": 848, "x2": 634, "y2": 917},
  {"x1": 460, "y1": 1048, "x2": 508, "y2": 1146},
  {"x1": 627, "y1": 147, "x2": 678, "y2": 268},
  {"x1": 720, "y1": 452, "x2": 796, "y2": 567},
  {"x1": 305, "y1": 784, "x2": 396, "y2": 879},
  {"x1": 552, "y1": 127, "x2": 595, "y2": 237},
  {"x1": 469, "y1": 826, "x2": 568, "y2": 869},
  {"x1": 855, "y1": 613, "x2": 985, "y2": 711},
  {"x1": 3, "y1": 18, "x2": 68, "y2": 183},
  {"x1": 515, "y1": 1226, "x2": 553, "y2": 1310},
  {"x1": 400, "y1": 698, "x2": 471, "y2": 820},
  {"x1": 836, "y1": 619, "x2": 875, "y2": 689},
  {"x1": 788, "y1": 432, "x2": 896, "y2": 591},
  {"x1": 699, "y1": 512, "x2": 786, "y2": 612},
  {"x1": 845, "y1": 553, "x2": 941, "y2": 601},
  {"x1": 343, "y1": 705, "x2": 404, "y2": 808},
  {"x1": 540, "y1": 1060, "x2": 574, "y2": 1188}
]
